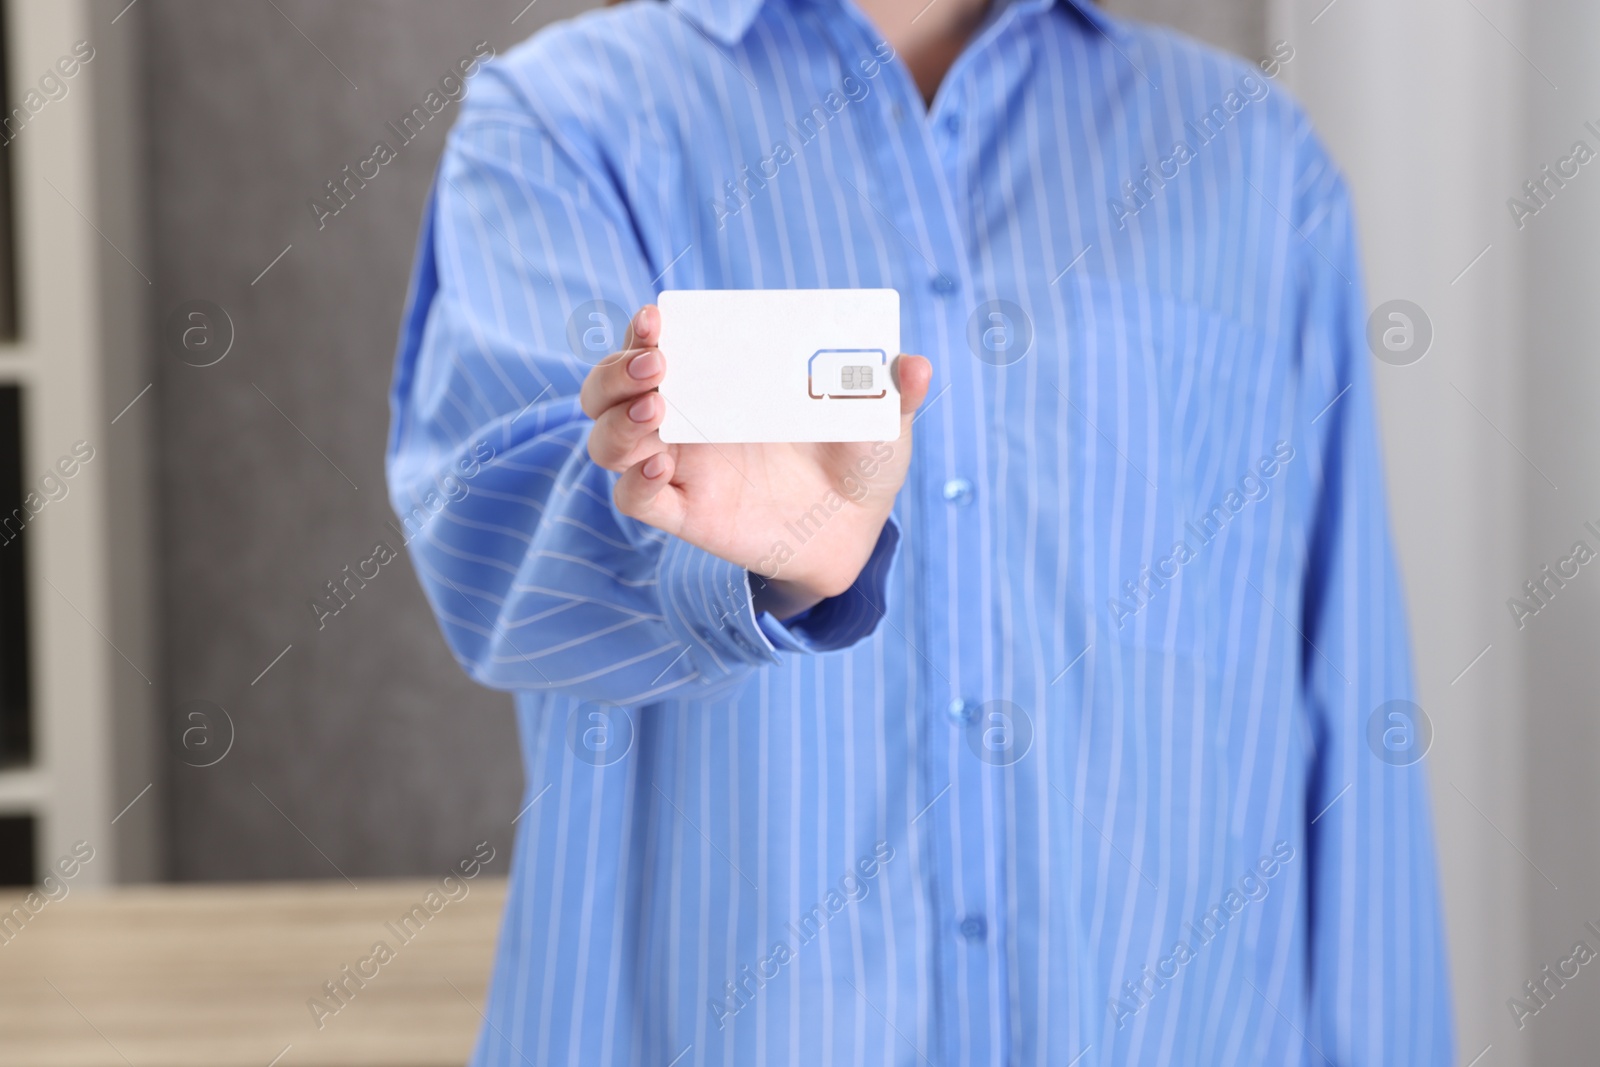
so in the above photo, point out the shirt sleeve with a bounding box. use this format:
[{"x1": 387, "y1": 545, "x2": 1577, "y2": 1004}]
[
  {"x1": 754, "y1": 517, "x2": 900, "y2": 653},
  {"x1": 1295, "y1": 166, "x2": 1454, "y2": 1062},
  {"x1": 384, "y1": 71, "x2": 897, "y2": 704}
]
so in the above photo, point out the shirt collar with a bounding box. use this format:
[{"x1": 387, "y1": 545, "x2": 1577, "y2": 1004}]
[{"x1": 667, "y1": 0, "x2": 1122, "y2": 46}]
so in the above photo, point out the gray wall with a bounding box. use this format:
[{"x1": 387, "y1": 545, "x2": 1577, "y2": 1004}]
[
  {"x1": 146, "y1": 0, "x2": 1263, "y2": 881},
  {"x1": 1524, "y1": 0, "x2": 1600, "y2": 1059},
  {"x1": 1102, "y1": 0, "x2": 1266, "y2": 60},
  {"x1": 149, "y1": 0, "x2": 589, "y2": 881}
]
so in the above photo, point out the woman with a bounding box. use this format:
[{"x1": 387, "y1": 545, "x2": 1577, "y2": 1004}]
[{"x1": 387, "y1": 1, "x2": 1453, "y2": 1063}]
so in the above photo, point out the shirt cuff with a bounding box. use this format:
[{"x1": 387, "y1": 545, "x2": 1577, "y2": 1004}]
[
  {"x1": 754, "y1": 518, "x2": 900, "y2": 653},
  {"x1": 657, "y1": 519, "x2": 902, "y2": 682},
  {"x1": 658, "y1": 535, "x2": 781, "y2": 684}
]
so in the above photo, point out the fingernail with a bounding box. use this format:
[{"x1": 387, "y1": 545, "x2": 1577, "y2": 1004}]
[
  {"x1": 643, "y1": 454, "x2": 668, "y2": 479},
  {"x1": 628, "y1": 395, "x2": 655, "y2": 422},
  {"x1": 634, "y1": 306, "x2": 656, "y2": 335},
  {"x1": 628, "y1": 349, "x2": 662, "y2": 379}
]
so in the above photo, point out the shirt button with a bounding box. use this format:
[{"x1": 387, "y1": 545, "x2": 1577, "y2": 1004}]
[
  {"x1": 946, "y1": 698, "x2": 975, "y2": 725},
  {"x1": 942, "y1": 477, "x2": 974, "y2": 506},
  {"x1": 930, "y1": 274, "x2": 958, "y2": 296},
  {"x1": 959, "y1": 915, "x2": 987, "y2": 940},
  {"x1": 942, "y1": 113, "x2": 960, "y2": 136}
]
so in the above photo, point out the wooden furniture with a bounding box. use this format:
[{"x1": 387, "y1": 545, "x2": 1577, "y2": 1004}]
[
  {"x1": 0, "y1": 0, "x2": 162, "y2": 886},
  {"x1": 0, "y1": 877, "x2": 507, "y2": 1066}
]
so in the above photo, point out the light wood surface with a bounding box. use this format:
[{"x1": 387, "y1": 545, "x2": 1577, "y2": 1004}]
[{"x1": 0, "y1": 877, "x2": 507, "y2": 1067}]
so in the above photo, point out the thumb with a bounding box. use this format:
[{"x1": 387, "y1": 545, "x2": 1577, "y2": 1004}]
[{"x1": 893, "y1": 355, "x2": 933, "y2": 425}]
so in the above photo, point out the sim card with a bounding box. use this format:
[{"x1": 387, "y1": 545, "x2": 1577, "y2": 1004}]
[{"x1": 656, "y1": 288, "x2": 900, "y2": 443}]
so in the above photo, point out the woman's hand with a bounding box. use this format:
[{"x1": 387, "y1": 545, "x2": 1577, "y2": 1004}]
[{"x1": 581, "y1": 304, "x2": 932, "y2": 619}]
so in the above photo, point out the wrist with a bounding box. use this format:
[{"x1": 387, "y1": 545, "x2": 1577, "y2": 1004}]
[{"x1": 750, "y1": 575, "x2": 830, "y2": 621}]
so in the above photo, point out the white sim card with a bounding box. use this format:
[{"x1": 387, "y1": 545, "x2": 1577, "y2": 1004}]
[{"x1": 656, "y1": 288, "x2": 901, "y2": 444}]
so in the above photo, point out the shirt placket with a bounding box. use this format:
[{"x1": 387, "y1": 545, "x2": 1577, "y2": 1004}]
[{"x1": 817, "y1": 7, "x2": 1016, "y2": 1064}]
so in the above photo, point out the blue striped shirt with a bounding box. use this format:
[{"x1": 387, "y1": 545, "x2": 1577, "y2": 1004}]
[{"x1": 386, "y1": 0, "x2": 1453, "y2": 1063}]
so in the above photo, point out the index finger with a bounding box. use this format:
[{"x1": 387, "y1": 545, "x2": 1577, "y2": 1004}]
[{"x1": 580, "y1": 305, "x2": 661, "y2": 419}]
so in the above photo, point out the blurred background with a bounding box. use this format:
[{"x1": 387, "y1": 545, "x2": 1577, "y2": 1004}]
[{"x1": 0, "y1": 0, "x2": 1590, "y2": 1063}]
